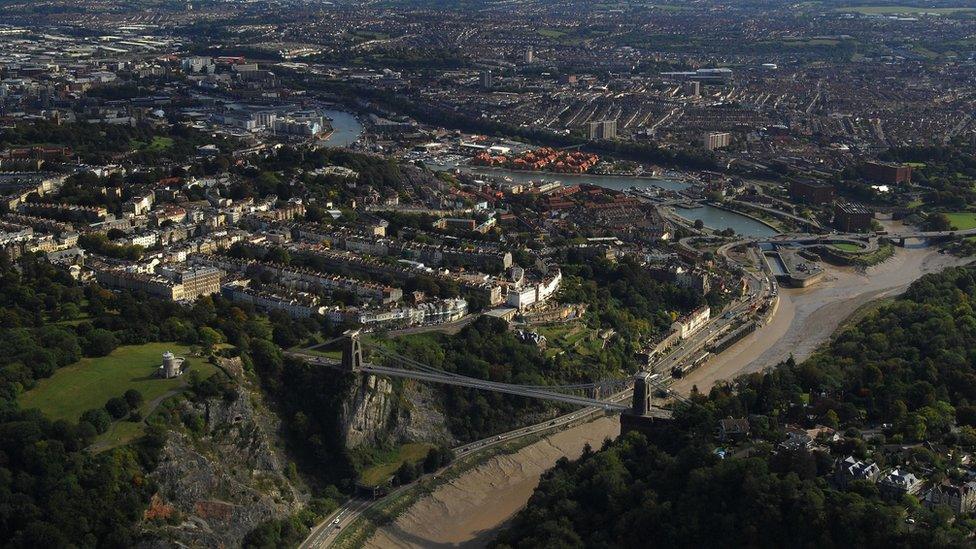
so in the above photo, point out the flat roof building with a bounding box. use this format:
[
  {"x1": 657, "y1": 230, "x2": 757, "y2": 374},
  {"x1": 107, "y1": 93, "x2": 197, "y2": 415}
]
[
  {"x1": 863, "y1": 161, "x2": 912, "y2": 185},
  {"x1": 790, "y1": 179, "x2": 835, "y2": 205},
  {"x1": 834, "y1": 202, "x2": 873, "y2": 233}
]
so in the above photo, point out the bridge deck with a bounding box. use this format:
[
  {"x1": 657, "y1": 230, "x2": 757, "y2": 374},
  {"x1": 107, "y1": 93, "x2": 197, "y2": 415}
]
[
  {"x1": 362, "y1": 364, "x2": 630, "y2": 411},
  {"x1": 291, "y1": 352, "x2": 642, "y2": 412}
]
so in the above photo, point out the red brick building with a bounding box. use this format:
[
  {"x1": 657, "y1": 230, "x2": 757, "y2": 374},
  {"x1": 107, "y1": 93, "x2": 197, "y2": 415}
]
[
  {"x1": 790, "y1": 179, "x2": 835, "y2": 205},
  {"x1": 834, "y1": 202, "x2": 873, "y2": 232},
  {"x1": 863, "y1": 161, "x2": 912, "y2": 184}
]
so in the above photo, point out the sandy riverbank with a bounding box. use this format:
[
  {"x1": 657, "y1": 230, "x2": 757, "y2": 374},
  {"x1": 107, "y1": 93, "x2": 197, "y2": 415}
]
[
  {"x1": 366, "y1": 242, "x2": 966, "y2": 549},
  {"x1": 673, "y1": 244, "x2": 966, "y2": 394},
  {"x1": 366, "y1": 416, "x2": 619, "y2": 549}
]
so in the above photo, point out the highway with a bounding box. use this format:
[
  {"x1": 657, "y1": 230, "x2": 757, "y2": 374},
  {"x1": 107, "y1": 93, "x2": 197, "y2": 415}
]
[{"x1": 302, "y1": 498, "x2": 373, "y2": 548}]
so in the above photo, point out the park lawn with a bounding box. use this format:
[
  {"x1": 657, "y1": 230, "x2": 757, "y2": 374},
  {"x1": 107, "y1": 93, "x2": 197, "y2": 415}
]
[
  {"x1": 538, "y1": 28, "x2": 567, "y2": 38},
  {"x1": 365, "y1": 331, "x2": 439, "y2": 350},
  {"x1": 945, "y1": 212, "x2": 976, "y2": 231},
  {"x1": 95, "y1": 420, "x2": 146, "y2": 452},
  {"x1": 146, "y1": 136, "x2": 175, "y2": 152},
  {"x1": 294, "y1": 346, "x2": 343, "y2": 360},
  {"x1": 536, "y1": 321, "x2": 605, "y2": 358},
  {"x1": 19, "y1": 342, "x2": 215, "y2": 423},
  {"x1": 130, "y1": 136, "x2": 174, "y2": 153},
  {"x1": 359, "y1": 443, "x2": 435, "y2": 486},
  {"x1": 831, "y1": 242, "x2": 864, "y2": 253}
]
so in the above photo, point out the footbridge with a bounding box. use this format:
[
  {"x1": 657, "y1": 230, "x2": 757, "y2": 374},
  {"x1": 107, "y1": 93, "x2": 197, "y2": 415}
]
[{"x1": 291, "y1": 331, "x2": 674, "y2": 416}]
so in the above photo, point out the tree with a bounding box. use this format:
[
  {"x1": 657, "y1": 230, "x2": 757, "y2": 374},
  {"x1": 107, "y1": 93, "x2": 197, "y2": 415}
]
[
  {"x1": 81, "y1": 408, "x2": 112, "y2": 434},
  {"x1": 123, "y1": 389, "x2": 144, "y2": 409},
  {"x1": 198, "y1": 326, "x2": 225, "y2": 352},
  {"x1": 86, "y1": 328, "x2": 119, "y2": 357},
  {"x1": 60, "y1": 302, "x2": 81, "y2": 320},
  {"x1": 926, "y1": 213, "x2": 953, "y2": 232},
  {"x1": 104, "y1": 396, "x2": 130, "y2": 419},
  {"x1": 265, "y1": 246, "x2": 291, "y2": 265},
  {"x1": 423, "y1": 448, "x2": 441, "y2": 473},
  {"x1": 395, "y1": 461, "x2": 418, "y2": 485},
  {"x1": 824, "y1": 409, "x2": 840, "y2": 428}
]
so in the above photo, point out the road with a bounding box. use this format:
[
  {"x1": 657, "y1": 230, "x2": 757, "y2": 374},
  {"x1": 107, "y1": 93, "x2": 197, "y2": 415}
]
[
  {"x1": 381, "y1": 314, "x2": 478, "y2": 337},
  {"x1": 303, "y1": 498, "x2": 374, "y2": 548}
]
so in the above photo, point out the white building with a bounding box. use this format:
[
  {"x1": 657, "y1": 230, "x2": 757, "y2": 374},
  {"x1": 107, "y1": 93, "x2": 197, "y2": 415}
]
[
  {"x1": 672, "y1": 305, "x2": 710, "y2": 339},
  {"x1": 158, "y1": 351, "x2": 186, "y2": 378}
]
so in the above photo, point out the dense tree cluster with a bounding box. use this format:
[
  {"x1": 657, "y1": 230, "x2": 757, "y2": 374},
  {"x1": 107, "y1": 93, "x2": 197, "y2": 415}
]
[
  {"x1": 78, "y1": 233, "x2": 145, "y2": 260},
  {"x1": 558, "y1": 252, "x2": 704, "y2": 344},
  {"x1": 0, "y1": 121, "x2": 241, "y2": 165},
  {"x1": 881, "y1": 142, "x2": 976, "y2": 209},
  {"x1": 496, "y1": 432, "x2": 928, "y2": 548}
]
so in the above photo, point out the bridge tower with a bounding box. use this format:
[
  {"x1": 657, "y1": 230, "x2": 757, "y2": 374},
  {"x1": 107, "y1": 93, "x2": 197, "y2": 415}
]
[
  {"x1": 620, "y1": 372, "x2": 672, "y2": 438},
  {"x1": 631, "y1": 372, "x2": 654, "y2": 416},
  {"x1": 341, "y1": 329, "x2": 363, "y2": 372}
]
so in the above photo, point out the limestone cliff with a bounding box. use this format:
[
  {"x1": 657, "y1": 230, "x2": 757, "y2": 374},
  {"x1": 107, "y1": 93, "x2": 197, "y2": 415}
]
[
  {"x1": 339, "y1": 374, "x2": 396, "y2": 449},
  {"x1": 339, "y1": 374, "x2": 454, "y2": 450},
  {"x1": 141, "y1": 361, "x2": 306, "y2": 548}
]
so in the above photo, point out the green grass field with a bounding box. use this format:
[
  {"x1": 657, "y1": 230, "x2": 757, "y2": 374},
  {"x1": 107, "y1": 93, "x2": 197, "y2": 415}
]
[
  {"x1": 95, "y1": 420, "x2": 147, "y2": 452},
  {"x1": 359, "y1": 443, "x2": 435, "y2": 486},
  {"x1": 19, "y1": 342, "x2": 215, "y2": 423},
  {"x1": 130, "y1": 136, "x2": 174, "y2": 153},
  {"x1": 831, "y1": 242, "x2": 864, "y2": 253},
  {"x1": 945, "y1": 212, "x2": 976, "y2": 231},
  {"x1": 535, "y1": 321, "x2": 605, "y2": 359},
  {"x1": 146, "y1": 136, "x2": 174, "y2": 152},
  {"x1": 538, "y1": 28, "x2": 568, "y2": 38}
]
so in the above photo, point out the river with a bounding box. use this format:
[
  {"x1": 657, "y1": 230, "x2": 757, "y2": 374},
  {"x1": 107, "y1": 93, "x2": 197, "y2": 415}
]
[
  {"x1": 366, "y1": 244, "x2": 967, "y2": 549},
  {"x1": 321, "y1": 109, "x2": 363, "y2": 148},
  {"x1": 457, "y1": 167, "x2": 778, "y2": 238}
]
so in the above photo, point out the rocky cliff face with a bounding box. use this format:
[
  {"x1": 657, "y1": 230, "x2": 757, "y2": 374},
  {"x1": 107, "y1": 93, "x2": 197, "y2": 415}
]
[
  {"x1": 340, "y1": 374, "x2": 396, "y2": 449},
  {"x1": 339, "y1": 375, "x2": 454, "y2": 450},
  {"x1": 141, "y1": 365, "x2": 305, "y2": 548},
  {"x1": 394, "y1": 381, "x2": 454, "y2": 446}
]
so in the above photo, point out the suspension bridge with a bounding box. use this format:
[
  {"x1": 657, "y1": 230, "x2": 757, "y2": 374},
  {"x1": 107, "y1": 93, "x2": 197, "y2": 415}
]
[{"x1": 288, "y1": 330, "x2": 674, "y2": 417}]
